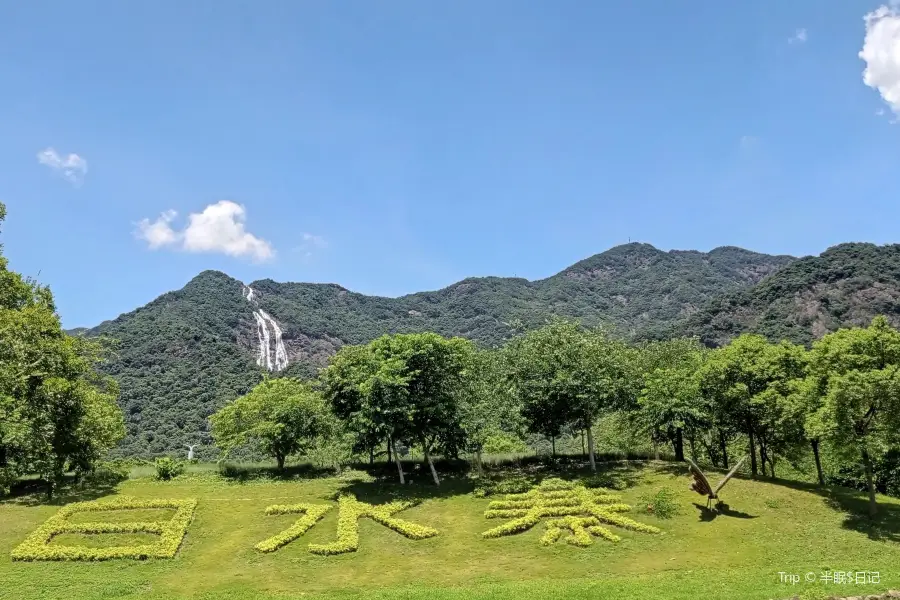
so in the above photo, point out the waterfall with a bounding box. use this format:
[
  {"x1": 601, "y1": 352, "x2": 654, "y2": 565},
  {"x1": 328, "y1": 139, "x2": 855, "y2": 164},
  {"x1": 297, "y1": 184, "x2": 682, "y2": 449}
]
[
  {"x1": 243, "y1": 285, "x2": 288, "y2": 372},
  {"x1": 253, "y1": 311, "x2": 272, "y2": 370},
  {"x1": 258, "y1": 310, "x2": 289, "y2": 371}
]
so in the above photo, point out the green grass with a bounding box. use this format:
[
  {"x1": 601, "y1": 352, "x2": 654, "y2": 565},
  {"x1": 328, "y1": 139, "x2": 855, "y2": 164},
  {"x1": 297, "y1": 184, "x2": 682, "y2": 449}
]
[{"x1": 1, "y1": 461, "x2": 899, "y2": 600}]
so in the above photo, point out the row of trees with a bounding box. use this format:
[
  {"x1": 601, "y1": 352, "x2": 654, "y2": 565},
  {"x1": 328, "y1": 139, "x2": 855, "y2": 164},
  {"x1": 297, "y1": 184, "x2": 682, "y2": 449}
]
[
  {"x1": 0, "y1": 202, "x2": 125, "y2": 496},
  {"x1": 210, "y1": 315, "x2": 900, "y2": 516}
]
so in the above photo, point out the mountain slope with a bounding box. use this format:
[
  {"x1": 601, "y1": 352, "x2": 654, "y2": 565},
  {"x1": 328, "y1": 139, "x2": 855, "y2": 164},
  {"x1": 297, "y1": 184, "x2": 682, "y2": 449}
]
[
  {"x1": 680, "y1": 243, "x2": 900, "y2": 346},
  {"x1": 85, "y1": 243, "x2": 795, "y2": 456}
]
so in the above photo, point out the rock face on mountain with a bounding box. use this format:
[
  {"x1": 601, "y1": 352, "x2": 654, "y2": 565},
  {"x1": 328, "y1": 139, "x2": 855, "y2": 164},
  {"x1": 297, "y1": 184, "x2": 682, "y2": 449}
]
[
  {"x1": 681, "y1": 243, "x2": 900, "y2": 347},
  {"x1": 83, "y1": 242, "x2": 824, "y2": 456}
]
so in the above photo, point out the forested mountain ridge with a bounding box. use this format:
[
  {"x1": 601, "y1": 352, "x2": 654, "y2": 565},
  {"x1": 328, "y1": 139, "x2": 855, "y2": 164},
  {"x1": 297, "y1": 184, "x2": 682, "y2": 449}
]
[
  {"x1": 81, "y1": 242, "x2": 799, "y2": 456},
  {"x1": 680, "y1": 242, "x2": 900, "y2": 347}
]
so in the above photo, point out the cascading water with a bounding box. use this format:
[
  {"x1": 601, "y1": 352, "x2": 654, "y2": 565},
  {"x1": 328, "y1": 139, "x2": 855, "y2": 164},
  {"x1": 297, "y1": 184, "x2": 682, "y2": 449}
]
[{"x1": 243, "y1": 285, "x2": 288, "y2": 372}]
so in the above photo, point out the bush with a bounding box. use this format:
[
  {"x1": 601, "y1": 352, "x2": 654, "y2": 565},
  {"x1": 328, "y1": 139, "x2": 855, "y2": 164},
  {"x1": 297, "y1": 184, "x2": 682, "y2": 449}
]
[
  {"x1": 473, "y1": 475, "x2": 533, "y2": 498},
  {"x1": 307, "y1": 494, "x2": 439, "y2": 556},
  {"x1": 82, "y1": 462, "x2": 130, "y2": 487},
  {"x1": 827, "y1": 449, "x2": 900, "y2": 497},
  {"x1": 11, "y1": 496, "x2": 198, "y2": 561},
  {"x1": 255, "y1": 503, "x2": 332, "y2": 553},
  {"x1": 481, "y1": 479, "x2": 661, "y2": 545},
  {"x1": 638, "y1": 487, "x2": 680, "y2": 519},
  {"x1": 154, "y1": 457, "x2": 185, "y2": 481}
]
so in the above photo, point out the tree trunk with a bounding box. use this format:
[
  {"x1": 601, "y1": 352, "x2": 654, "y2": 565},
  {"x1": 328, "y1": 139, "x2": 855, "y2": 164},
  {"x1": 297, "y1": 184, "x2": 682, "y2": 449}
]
[
  {"x1": 387, "y1": 437, "x2": 392, "y2": 465},
  {"x1": 581, "y1": 430, "x2": 586, "y2": 456},
  {"x1": 653, "y1": 439, "x2": 660, "y2": 461},
  {"x1": 0, "y1": 445, "x2": 6, "y2": 468},
  {"x1": 861, "y1": 446, "x2": 878, "y2": 517},
  {"x1": 276, "y1": 453, "x2": 286, "y2": 471},
  {"x1": 719, "y1": 431, "x2": 729, "y2": 469},
  {"x1": 759, "y1": 442, "x2": 767, "y2": 477},
  {"x1": 811, "y1": 439, "x2": 825, "y2": 485},
  {"x1": 423, "y1": 439, "x2": 440, "y2": 486},
  {"x1": 551, "y1": 436, "x2": 556, "y2": 457},
  {"x1": 586, "y1": 425, "x2": 597, "y2": 473},
  {"x1": 475, "y1": 447, "x2": 484, "y2": 477},
  {"x1": 369, "y1": 442, "x2": 374, "y2": 465},
  {"x1": 688, "y1": 434, "x2": 698, "y2": 462},
  {"x1": 674, "y1": 428, "x2": 685, "y2": 462},
  {"x1": 769, "y1": 454, "x2": 776, "y2": 479},
  {"x1": 748, "y1": 421, "x2": 758, "y2": 478},
  {"x1": 391, "y1": 438, "x2": 405, "y2": 485}
]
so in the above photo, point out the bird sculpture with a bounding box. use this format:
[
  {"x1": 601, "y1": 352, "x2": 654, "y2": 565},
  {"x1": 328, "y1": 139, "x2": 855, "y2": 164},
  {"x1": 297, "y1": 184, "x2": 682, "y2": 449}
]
[
  {"x1": 687, "y1": 456, "x2": 747, "y2": 508},
  {"x1": 185, "y1": 445, "x2": 196, "y2": 461}
]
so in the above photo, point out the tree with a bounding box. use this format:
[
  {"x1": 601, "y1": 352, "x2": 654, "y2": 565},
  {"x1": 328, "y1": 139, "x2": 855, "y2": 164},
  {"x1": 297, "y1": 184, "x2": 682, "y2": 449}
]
[
  {"x1": 504, "y1": 319, "x2": 631, "y2": 472},
  {"x1": 636, "y1": 338, "x2": 708, "y2": 462},
  {"x1": 458, "y1": 347, "x2": 522, "y2": 475},
  {"x1": 0, "y1": 202, "x2": 125, "y2": 496},
  {"x1": 698, "y1": 335, "x2": 806, "y2": 478},
  {"x1": 321, "y1": 333, "x2": 472, "y2": 485},
  {"x1": 805, "y1": 316, "x2": 900, "y2": 516},
  {"x1": 210, "y1": 377, "x2": 334, "y2": 471}
]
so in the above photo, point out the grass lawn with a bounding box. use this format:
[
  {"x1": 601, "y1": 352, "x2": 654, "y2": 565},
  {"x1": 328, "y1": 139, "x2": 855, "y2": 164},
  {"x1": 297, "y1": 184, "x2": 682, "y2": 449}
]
[{"x1": 1, "y1": 461, "x2": 898, "y2": 600}]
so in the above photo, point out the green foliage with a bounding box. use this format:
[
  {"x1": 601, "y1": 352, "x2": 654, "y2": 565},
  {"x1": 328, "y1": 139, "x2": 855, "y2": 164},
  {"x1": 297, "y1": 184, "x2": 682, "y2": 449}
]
[
  {"x1": 638, "y1": 487, "x2": 680, "y2": 519},
  {"x1": 321, "y1": 332, "x2": 473, "y2": 484},
  {"x1": 153, "y1": 457, "x2": 185, "y2": 481},
  {"x1": 76, "y1": 243, "x2": 793, "y2": 455},
  {"x1": 210, "y1": 377, "x2": 334, "y2": 470},
  {"x1": 255, "y1": 503, "x2": 332, "y2": 553},
  {"x1": 502, "y1": 319, "x2": 633, "y2": 470},
  {"x1": 307, "y1": 495, "x2": 439, "y2": 556},
  {"x1": 0, "y1": 201, "x2": 125, "y2": 495},
  {"x1": 481, "y1": 478, "x2": 660, "y2": 545},
  {"x1": 82, "y1": 462, "x2": 131, "y2": 487},
  {"x1": 804, "y1": 316, "x2": 900, "y2": 514},
  {"x1": 11, "y1": 496, "x2": 197, "y2": 561},
  {"x1": 682, "y1": 242, "x2": 900, "y2": 347}
]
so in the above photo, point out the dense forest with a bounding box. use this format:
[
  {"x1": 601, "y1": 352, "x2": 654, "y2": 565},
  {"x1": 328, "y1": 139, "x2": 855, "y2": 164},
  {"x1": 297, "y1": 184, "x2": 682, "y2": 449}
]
[{"x1": 66, "y1": 240, "x2": 900, "y2": 458}]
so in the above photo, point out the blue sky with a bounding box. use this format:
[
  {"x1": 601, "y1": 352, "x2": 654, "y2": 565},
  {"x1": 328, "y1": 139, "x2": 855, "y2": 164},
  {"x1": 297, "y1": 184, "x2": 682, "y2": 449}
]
[{"x1": 2, "y1": 1, "x2": 900, "y2": 328}]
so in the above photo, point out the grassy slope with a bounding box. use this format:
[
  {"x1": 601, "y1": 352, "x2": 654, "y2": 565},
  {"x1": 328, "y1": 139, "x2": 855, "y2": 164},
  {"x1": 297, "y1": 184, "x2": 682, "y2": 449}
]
[{"x1": 1, "y1": 463, "x2": 898, "y2": 600}]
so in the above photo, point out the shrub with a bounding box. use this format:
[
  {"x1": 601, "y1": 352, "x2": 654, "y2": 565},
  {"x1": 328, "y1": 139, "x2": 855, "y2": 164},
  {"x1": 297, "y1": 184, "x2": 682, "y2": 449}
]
[
  {"x1": 581, "y1": 473, "x2": 628, "y2": 490},
  {"x1": 11, "y1": 496, "x2": 198, "y2": 561},
  {"x1": 154, "y1": 457, "x2": 185, "y2": 481},
  {"x1": 83, "y1": 462, "x2": 130, "y2": 487},
  {"x1": 638, "y1": 487, "x2": 680, "y2": 519},
  {"x1": 255, "y1": 503, "x2": 332, "y2": 553},
  {"x1": 473, "y1": 476, "x2": 533, "y2": 498},
  {"x1": 481, "y1": 479, "x2": 661, "y2": 545},
  {"x1": 307, "y1": 494, "x2": 439, "y2": 556}
]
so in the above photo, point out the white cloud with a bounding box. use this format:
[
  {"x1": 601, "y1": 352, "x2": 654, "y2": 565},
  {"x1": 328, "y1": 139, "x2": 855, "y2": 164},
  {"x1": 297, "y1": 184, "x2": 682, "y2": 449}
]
[
  {"x1": 36, "y1": 147, "x2": 88, "y2": 185},
  {"x1": 136, "y1": 209, "x2": 179, "y2": 249},
  {"x1": 135, "y1": 201, "x2": 275, "y2": 262},
  {"x1": 788, "y1": 28, "x2": 808, "y2": 44},
  {"x1": 293, "y1": 232, "x2": 328, "y2": 260},
  {"x1": 860, "y1": 5, "x2": 900, "y2": 114}
]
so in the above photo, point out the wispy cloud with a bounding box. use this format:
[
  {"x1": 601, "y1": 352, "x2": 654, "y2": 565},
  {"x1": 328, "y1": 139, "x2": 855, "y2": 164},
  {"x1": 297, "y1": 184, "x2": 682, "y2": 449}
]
[
  {"x1": 788, "y1": 28, "x2": 808, "y2": 44},
  {"x1": 739, "y1": 135, "x2": 759, "y2": 150},
  {"x1": 860, "y1": 5, "x2": 900, "y2": 115},
  {"x1": 293, "y1": 232, "x2": 328, "y2": 260},
  {"x1": 135, "y1": 201, "x2": 275, "y2": 262},
  {"x1": 36, "y1": 147, "x2": 88, "y2": 186}
]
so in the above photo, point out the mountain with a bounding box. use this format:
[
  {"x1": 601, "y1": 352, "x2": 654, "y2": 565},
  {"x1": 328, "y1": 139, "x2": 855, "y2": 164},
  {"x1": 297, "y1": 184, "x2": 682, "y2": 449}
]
[
  {"x1": 680, "y1": 242, "x2": 900, "y2": 347},
  {"x1": 84, "y1": 243, "x2": 795, "y2": 457}
]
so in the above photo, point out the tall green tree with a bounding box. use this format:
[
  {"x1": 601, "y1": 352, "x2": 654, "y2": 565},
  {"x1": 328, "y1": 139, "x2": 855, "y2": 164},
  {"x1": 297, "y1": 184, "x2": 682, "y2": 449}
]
[
  {"x1": 458, "y1": 347, "x2": 522, "y2": 475},
  {"x1": 504, "y1": 319, "x2": 631, "y2": 472},
  {"x1": 0, "y1": 202, "x2": 124, "y2": 496},
  {"x1": 210, "y1": 377, "x2": 334, "y2": 470},
  {"x1": 805, "y1": 316, "x2": 900, "y2": 516},
  {"x1": 636, "y1": 338, "x2": 708, "y2": 462},
  {"x1": 321, "y1": 332, "x2": 472, "y2": 485},
  {"x1": 698, "y1": 335, "x2": 806, "y2": 478}
]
